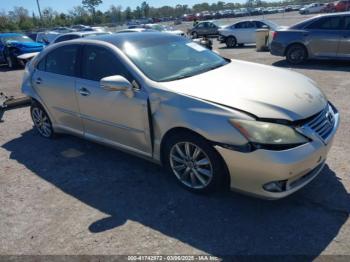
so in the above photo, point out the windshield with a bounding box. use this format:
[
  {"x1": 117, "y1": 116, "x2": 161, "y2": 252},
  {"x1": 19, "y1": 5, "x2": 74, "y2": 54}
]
[
  {"x1": 122, "y1": 39, "x2": 229, "y2": 82},
  {"x1": 2, "y1": 35, "x2": 34, "y2": 43}
]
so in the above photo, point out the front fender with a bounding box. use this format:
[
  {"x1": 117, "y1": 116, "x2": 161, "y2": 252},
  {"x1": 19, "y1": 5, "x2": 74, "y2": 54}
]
[{"x1": 149, "y1": 90, "x2": 252, "y2": 161}]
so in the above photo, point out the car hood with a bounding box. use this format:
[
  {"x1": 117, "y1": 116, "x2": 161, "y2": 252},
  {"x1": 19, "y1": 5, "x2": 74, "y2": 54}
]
[
  {"x1": 6, "y1": 41, "x2": 45, "y2": 49},
  {"x1": 165, "y1": 30, "x2": 184, "y2": 35},
  {"x1": 160, "y1": 60, "x2": 327, "y2": 121}
]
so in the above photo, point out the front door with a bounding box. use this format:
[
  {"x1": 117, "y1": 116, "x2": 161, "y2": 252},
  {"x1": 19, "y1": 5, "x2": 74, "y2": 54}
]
[
  {"x1": 305, "y1": 16, "x2": 342, "y2": 58},
  {"x1": 75, "y1": 44, "x2": 151, "y2": 156}
]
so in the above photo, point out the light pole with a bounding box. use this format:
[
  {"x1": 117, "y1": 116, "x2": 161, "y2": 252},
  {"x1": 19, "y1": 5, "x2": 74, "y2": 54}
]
[{"x1": 36, "y1": 0, "x2": 42, "y2": 20}]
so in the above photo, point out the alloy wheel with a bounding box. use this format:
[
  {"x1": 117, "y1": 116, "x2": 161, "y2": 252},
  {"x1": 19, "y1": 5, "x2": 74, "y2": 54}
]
[
  {"x1": 31, "y1": 107, "x2": 53, "y2": 138},
  {"x1": 6, "y1": 56, "x2": 13, "y2": 69},
  {"x1": 169, "y1": 142, "x2": 213, "y2": 189}
]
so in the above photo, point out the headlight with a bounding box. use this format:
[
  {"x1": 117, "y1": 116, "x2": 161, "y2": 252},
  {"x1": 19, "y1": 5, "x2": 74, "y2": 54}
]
[{"x1": 229, "y1": 119, "x2": 309, "y2": 148}]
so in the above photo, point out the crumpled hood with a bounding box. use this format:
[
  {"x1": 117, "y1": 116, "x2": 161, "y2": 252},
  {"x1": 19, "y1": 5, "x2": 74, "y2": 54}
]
[{"x1": 161, "y1": 60, "x2": 327, "y2": 121}]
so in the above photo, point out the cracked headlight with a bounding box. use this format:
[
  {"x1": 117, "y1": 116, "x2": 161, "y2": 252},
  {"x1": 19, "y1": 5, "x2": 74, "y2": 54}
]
[{"x1": 229, "y1": 119, "x2": 309, "y2": 149}]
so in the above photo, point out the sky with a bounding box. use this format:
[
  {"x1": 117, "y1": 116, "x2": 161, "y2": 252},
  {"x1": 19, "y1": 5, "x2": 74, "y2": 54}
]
[{"x1": 0, "y1": 0, "x2": 246, "y2": 15}]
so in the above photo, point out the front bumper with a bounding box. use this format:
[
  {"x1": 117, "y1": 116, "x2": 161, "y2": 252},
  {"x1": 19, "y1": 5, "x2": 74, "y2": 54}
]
[
  {"x1": 270, "y1": 41, "x2": 286, "y2": 56},
  {"x1": 218, "y1": 34, "x2": 226, "y2": 43},
  {"x1": 215, "y1": 110, "x2": 339, "y2": 200}
]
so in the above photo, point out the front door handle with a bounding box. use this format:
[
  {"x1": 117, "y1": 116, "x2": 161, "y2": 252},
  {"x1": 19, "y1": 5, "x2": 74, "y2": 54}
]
[
  {"x1": 35, "y1": 77, "x2": 42, "y2": 85},
  {"x1": 79, "y1": 87, "x2": 90, "y2": 96}
]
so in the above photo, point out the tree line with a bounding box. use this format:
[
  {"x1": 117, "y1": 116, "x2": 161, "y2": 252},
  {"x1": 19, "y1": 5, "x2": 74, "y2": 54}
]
[{"x1": 0, "y1": 0, "x2": 315, "y2": 32}]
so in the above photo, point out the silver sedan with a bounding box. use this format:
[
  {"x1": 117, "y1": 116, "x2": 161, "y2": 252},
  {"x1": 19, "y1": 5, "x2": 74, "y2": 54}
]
[{"x1": 22, "y1": 33, "x2": 339, "y2": 199}]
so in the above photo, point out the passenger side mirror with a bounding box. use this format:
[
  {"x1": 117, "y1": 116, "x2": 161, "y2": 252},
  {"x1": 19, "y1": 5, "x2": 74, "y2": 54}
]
[{"x1": 100, "y1": 75, "x2": 134, "y2": 97}]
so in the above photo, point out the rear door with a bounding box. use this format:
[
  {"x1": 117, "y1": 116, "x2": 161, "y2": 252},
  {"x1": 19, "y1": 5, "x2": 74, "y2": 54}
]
[
  {"x1": 31, "y1": 44, "x2": 83, "y2": 134},
  {"x1": 305, "y1": 16, "x2": 343, "y2": 58},
  {"x1": 337, "y1": 15, "x2": 350, "y2": 58}
]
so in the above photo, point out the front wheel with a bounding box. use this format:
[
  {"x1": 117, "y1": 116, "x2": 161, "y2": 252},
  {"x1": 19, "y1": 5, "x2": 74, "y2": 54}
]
[
  {"x1": 192, "y1": 31, "x2": 198, "y2": 39},
  {"x1": 6, "y1": 54, "x2": 18, "y2": 69},
  {"x1": 30, "y1": 102, "x2": 55, "y2": 138},
  {"x1": 286, "y1": 44, "x2": 308, "y2": 65},
  {"x1": 226, "y1": 36, "x2": 237, "y2": 48},
  {"x1": 164, "y1": 132, "x2": 228, "y2": 193}
]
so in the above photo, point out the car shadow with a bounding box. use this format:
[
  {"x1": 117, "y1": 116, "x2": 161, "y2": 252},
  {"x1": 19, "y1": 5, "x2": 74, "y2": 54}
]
[
  {"x1": 218, "y1": 45, "x2": 256, "y2": 50},
  {"x1": 2, "y1": 130, "x2": 349, "y2": 256},
  {"x1": 273, "y1": 59, "x2": 350, "y2": 72}
]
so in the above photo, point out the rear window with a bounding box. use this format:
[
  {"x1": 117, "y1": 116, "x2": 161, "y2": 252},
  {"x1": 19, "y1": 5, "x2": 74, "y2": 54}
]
[
  {"x1": 306, "y1": 16, "x2": 343, "y2": 30},
  {"x1": 37, "y1": 45, "x2": 78, "y2": 77}
]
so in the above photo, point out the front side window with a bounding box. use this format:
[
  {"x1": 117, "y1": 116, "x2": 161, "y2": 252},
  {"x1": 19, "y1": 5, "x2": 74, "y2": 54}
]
[
  {"x1": 81, "y1": 45, "x2": 131, "y2": 82},
  {"x1": 39, "y1": 45, "x2": 78, "y2": 76},
  {"x1": 122, "y1": 38, "x2": 229, "y2": 82},
  {"x1": 306, "y1": 17, "x2": 343, "y2": 30}
]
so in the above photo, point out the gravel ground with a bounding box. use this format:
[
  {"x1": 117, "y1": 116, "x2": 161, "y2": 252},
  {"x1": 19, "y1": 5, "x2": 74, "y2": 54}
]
[{"x1": 0, "y1": 12, "x2": 349, "y2": 258}]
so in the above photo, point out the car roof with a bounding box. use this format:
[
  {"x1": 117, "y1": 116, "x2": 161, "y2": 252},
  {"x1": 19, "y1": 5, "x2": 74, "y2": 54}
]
[
  {"x1": 0, "y1": 33, "x2": 23, "y2": 37},
  {"x1": 60, "y1": 31, "x2": 103, "y2": 37},
  {"x1": 82, "y1": 32, "x2": 185, "y2": 48}
]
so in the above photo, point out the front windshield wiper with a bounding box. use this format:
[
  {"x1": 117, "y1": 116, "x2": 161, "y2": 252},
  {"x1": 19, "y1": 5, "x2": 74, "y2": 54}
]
[{"x1": 164, "y1": 63, "x2": 226, "y2": 82}]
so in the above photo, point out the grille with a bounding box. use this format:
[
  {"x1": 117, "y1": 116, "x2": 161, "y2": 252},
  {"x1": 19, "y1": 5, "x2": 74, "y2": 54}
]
[{"x1": 305, "y1": 104, "x2": 335, "y2": 142}]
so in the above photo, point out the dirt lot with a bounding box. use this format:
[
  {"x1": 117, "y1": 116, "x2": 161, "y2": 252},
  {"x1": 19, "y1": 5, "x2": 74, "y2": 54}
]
[{"x1": 0, "y1": 12, "x2": 350, "y2": 257}]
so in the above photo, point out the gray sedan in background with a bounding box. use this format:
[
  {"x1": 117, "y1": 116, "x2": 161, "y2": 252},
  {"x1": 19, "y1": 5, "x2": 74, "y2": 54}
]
[
  {"x1": 270, "y1": 12, "x2": 350, "y2": 64},
  {"x1": 22, "y1": 33, "x2": 339, "y2": 199}
]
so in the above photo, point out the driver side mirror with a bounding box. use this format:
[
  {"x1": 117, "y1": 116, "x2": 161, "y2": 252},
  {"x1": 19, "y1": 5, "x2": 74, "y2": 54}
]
[{"x1": 100, "y1": 75, "x2": 134, "y2": 97}]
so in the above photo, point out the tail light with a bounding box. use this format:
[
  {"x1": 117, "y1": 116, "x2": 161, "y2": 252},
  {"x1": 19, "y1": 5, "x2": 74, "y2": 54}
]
[{"x1": 272, "y1": 31, "x2": 278, "y2": 40}]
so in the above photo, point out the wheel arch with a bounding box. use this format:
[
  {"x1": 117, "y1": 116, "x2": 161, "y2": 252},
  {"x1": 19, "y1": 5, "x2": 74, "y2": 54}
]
[
  {"x1": 284, "y1": 42, "x2": 309, "y2": 57},
  {"x1": 159, "y1": 126, "x2": 231, "y2": 188}
]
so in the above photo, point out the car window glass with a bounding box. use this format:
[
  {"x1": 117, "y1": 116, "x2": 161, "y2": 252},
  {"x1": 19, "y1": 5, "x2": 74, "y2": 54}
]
[
  {"x1": 45, "y1": 45, "x2": 78, "y2": 76},
  {"x1": 307, "y1": 17, "x2": 342, "y2": 30},
  {"x1": 256, "y1": 21, "x2": 267, "y2": 28},
  {"x1": 81, "y1": 45, "x2": 131, "y2": 82},
  {"x1": 37, "y1": 58, "x2": 46, "y2": 71},
  {"x1": 344, "y1": 16, "x2": 350, "y2": 30},
  {"x1": 197, "y1": 23, "x2": 205, "y2": 28}
]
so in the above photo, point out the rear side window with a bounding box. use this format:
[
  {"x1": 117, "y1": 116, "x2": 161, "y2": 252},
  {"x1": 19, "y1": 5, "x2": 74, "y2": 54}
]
[
  {"x1": 54, "y1": 34, "x2": 79, "y2": 43},
  {"x1": 38, "y1": 45, "x2": 78, "y2": 76},
  {"x1": 81, "y1": 45, "x2": 131, "y2": 82},
  {"x1": 306, "y1": 17, "x2": 343, "y2": 30}
]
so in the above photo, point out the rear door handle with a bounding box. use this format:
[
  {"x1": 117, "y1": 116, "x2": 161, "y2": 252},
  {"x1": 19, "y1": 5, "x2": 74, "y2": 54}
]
[
  {"x1": 79, "y1": 87, "x2": 90, "y2": 96},
  {"x1": 35, "y1": 78, "x2": 42, "y2": 84}
]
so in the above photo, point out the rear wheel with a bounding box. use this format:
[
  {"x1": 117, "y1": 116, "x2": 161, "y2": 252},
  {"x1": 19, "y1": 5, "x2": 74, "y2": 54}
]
[
  {"x1": 226, "y1": 36, "x2": 237, "y2": 48},
  {"x1": 286, "y1": 44, "x2": 308, "y2": 65},
  {"x1": 163, "y1": 132, "x2": 228, "y2": 193},
  {"x1": 30, "y1": 102, "x2": 54, "y2": 138}
]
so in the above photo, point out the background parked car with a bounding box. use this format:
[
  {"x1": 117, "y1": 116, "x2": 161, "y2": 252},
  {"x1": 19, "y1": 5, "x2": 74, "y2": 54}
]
[
  {"x1": 187, "y1": 21, "x2": 221, "y2": 38},
  {"x1": 0, "y1": 33, "x2": 44, "y2": 69},
  {"x1": 321, "y1": 3, "x2": 336, "y2": 12},
  {"x1": 218, "y1": 20, "x2": 280, "y2": 48},
  {"x1": 270, "y1": 13, "x2": 350, "y2": 64},
  {"x1": 51, "y1": 31, "x2": 110, "y2": 44},
  {"x1": 334, "y1": 0, "x2": 350, "y2": 11},
  {"x1": 299, "y1": 3, "x2": 325, "y2": 14}
]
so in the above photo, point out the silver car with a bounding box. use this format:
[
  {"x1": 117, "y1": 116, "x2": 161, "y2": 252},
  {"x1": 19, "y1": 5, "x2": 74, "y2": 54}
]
[
  {"x1": 22, "y1": 33, "x2": 339, "y2": 199},
  {"x1": 270, "y1": 12, "x2": 350, "y2": 64}
]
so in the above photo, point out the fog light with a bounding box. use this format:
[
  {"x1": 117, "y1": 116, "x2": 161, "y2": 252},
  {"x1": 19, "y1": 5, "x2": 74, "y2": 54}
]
[{"x1": 263, "y1": 181, "x2": 287, "y2": 192}]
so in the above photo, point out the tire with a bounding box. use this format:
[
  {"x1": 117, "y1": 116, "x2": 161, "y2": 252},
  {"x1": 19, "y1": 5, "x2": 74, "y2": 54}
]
[
  {"x1": 192, "y1": 31, "x2": 198, "y2": 39},
  {"x1": 30, "y1": 102, "x2": 55, "y2": 139},
  {"x1": 163, "y1": 132, "x2": 228, "y2": 193},
  {"x1": 5, "y1": 53, "x2": 18, "y2": 69},
  {"x1": 286, "y1": 44, "x2": 308, "y2": 65},
  {"x1": 226, "y1": 36, "x2": 237, "y2": 48}
]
